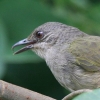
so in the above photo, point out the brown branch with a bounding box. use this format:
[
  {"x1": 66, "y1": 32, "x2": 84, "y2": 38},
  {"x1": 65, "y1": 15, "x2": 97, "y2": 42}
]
[{"x1": 0, "y1": 80, "x2": 56, "y2": 100}]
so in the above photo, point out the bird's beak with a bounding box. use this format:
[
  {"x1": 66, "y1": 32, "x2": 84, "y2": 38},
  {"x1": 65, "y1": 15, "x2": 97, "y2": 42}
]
[{"x1": 12, "y1": 38, "x2": 36, "y2": 55}]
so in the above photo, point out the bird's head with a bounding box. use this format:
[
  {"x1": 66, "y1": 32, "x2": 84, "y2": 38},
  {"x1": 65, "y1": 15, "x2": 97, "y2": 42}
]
[
  {"x1": 12, "y1": 22, "x2": 62, "y2": 58},
  {"x1": 12, "y1": 22, "x2": 84, "y2": 58}
]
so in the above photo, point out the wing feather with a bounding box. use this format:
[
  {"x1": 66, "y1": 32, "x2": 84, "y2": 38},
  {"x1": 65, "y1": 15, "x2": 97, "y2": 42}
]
[{"x1": 69, "y1": 36, "x2": 100, "y2": 71}]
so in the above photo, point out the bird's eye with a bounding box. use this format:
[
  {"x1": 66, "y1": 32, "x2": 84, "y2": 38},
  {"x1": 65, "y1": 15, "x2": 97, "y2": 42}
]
[{"x1": 35, "y1": 31, "x2": 44, "y2": 39}]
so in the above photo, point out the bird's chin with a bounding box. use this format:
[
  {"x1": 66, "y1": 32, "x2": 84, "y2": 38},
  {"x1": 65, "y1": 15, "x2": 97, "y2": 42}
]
[{"x1": 12, "y1": 38, "x2": 36, "y2": 54}]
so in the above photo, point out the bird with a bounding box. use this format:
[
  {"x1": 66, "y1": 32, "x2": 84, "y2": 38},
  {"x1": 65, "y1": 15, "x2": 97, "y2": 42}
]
[{"x1": 12, "y1": 22, "x2": 100, "y2": 98}]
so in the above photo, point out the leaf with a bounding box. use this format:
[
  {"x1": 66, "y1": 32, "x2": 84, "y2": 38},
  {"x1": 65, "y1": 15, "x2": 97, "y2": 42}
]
[{"x1": 73, "y1": 89, "x2": 100, "y2": 100}]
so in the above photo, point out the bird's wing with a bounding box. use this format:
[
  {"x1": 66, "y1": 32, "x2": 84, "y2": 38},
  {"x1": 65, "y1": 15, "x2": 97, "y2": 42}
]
[{"x1": 69, "y1": 36, "x2": 100, "y2": 71}]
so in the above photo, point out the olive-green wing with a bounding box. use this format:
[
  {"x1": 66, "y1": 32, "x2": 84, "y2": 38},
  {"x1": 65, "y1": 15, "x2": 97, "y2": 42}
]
[{"x1": 69, "y1": 36, "x2": 100, "y2": 71}]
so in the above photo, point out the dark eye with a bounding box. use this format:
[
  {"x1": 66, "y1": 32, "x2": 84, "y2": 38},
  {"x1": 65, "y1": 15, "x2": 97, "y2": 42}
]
[{"x1": 35, "y1": 31, "x2": 44, "y2": 38}]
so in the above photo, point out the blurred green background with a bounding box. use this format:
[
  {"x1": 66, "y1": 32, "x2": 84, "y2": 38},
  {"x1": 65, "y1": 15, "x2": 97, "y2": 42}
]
[{"x1": 0, "y1": 0, "x2": 100, "y2": 99}]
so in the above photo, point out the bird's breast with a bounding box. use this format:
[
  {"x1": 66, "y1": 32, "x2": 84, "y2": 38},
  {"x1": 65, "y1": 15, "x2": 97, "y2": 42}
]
[
  {"x1": 45, "y1": 48, "x2": 75, "y2": 91},
  {"x1": 45, "y1": 47, "x2": 100, "y2": 91}
]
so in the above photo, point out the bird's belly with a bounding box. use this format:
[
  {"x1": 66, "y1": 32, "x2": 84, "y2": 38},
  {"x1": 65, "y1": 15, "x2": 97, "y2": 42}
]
[
  {"x1": 47, "y1": 62, "x2": 100, "y2": 91},
  {"x1": 50, "y1": 67, "x2": 74, "y2": 91},
  {"x1": 45, "y1": 49, "x2": 100, "y2": 91},
  {"x1": 46, "y1": 62, "x2": 75, "y2": 91},
  {"x1": 71, "y1": 68, "x2": 100, "y2": 91}
]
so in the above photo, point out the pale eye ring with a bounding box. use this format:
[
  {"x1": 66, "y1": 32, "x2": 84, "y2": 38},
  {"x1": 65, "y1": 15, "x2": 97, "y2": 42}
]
[{"x1": 35, "y1": 31, "x2": 44, "y2": 38}]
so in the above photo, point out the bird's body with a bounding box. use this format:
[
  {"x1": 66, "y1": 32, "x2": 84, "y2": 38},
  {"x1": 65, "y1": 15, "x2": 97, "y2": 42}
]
[
  {"x1": 45, "y1": 36, "x2": 100, "y2": 91},
  {"x1": 12, "y1": 22, "x2": 100, "y2": 92}
]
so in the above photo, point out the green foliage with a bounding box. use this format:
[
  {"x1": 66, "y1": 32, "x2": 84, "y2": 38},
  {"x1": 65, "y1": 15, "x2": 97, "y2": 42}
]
[
  {"x1": 73, "y1": 89, "x2": 100, "y2": 100},
  {"x1": 0, "y1": 0, "x2": 100, "y2": 99},
  {"x1": 0, "y1": 19, "x2": 7, "y2": 78}
]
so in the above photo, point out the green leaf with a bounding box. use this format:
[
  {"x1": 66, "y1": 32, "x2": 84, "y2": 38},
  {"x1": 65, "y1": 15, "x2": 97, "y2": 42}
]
[
  {"x1": 70, "y1": 0, "x2": 90, "y2": 9},
  {"x1": 73, "y1": 89, "x2": 100, "y2": 100}
]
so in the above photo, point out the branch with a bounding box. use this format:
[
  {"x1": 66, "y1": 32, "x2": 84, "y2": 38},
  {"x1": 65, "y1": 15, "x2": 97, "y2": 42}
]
[{"x1": 0, "y1": 80, "x2": 56, "y2": 100}]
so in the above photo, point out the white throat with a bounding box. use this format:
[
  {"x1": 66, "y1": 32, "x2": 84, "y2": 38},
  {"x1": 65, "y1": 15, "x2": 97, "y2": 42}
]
[{"x1": 32, "y1": 42, "x2": 51, "y2": 59}]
